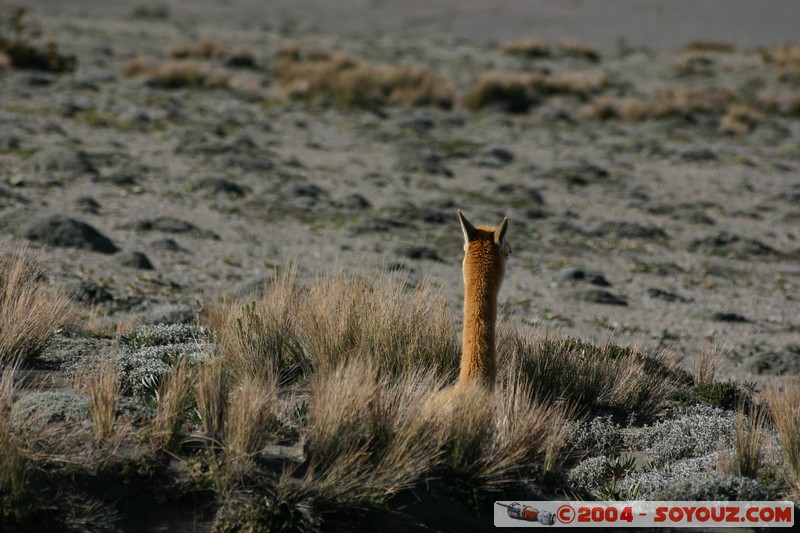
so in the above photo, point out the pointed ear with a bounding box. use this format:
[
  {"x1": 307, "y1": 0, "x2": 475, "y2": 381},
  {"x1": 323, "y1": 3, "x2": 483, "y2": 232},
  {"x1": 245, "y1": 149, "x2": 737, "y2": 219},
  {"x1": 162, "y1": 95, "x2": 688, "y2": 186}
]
[
  {"x1": 494, "y1": 217, "x2": 508, "y2": 245},
  {"x1": 458, "y1": 209, "x2": 476, "y2": 243}
]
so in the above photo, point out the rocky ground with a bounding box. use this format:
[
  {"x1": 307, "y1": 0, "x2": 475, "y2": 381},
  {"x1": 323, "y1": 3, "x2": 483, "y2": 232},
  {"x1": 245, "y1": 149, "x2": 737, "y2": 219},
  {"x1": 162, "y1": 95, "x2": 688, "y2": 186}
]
[
  {"x1": 2, "y1": 1, "x2": 800, "y2": 531},
  {"x1": 2, "y1": 0, "x2": 798, "y2": 385}
]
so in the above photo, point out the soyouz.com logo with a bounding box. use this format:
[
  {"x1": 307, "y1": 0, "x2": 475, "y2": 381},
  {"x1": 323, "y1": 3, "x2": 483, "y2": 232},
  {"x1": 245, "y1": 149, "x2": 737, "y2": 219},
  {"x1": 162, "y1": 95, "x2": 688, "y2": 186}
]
[{"x1": 494, "y1": 501, "x2": 795, "y2": 527}]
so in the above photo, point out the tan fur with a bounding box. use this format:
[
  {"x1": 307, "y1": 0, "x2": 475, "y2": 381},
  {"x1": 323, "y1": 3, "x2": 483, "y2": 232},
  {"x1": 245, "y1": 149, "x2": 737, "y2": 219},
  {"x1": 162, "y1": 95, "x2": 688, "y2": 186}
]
[{"x1": 456, "y1": 210, "x2": 510, "y2": 389}]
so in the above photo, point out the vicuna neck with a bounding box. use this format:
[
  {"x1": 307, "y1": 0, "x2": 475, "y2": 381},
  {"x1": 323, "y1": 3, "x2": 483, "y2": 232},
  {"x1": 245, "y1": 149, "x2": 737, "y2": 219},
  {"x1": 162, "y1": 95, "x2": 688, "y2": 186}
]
[{"x1": 458, "y1": 253, "x2": 502, "y2": 389}]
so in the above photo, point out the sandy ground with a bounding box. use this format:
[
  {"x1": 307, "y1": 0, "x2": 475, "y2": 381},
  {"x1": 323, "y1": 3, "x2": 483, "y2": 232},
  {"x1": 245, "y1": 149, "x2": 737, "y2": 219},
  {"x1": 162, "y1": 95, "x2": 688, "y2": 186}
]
[{"x1": 2, "y1": 0, "x2": 799, "y2": 385}]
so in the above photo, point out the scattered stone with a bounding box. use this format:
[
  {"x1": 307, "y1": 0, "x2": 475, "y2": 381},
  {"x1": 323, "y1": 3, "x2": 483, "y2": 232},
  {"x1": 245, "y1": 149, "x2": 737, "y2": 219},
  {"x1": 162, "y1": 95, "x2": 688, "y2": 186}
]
[
  {"x1": 114, "y1": 250, "x2": 155, "y2": 270},
  {"x1": 496, "y1": 183, "x2": 545, "y2": 205},
  {"x1": 646, "y1": 288, "x2": 691, "y2": 303},
  {"x1": 689, "y1": 231, "x2": 777, "y2": 258},
  {"x1": 398, "y1": 245, "x2": 443, "y2": 262},
  {"x1": 124, "y1": 217, "x2": 219, "y2": 240},
  {"x1": 233, "y1": 275, "x2": 272, "y2": 298},
  {"x1": 745, "y1": 345, "x2": 800, "y2": 375},
  {"x1": 74, "y1": 196, "x2": 101, "y2": 215},
  {"x1": 149, "y1": 238, "x2": 189, "y2": 253},
  {"x1": 66, "y1": 280, "x2": 113, "y2": 305},
  {"x1": 568, "y1": 288, "x2": 628, "y2": 306},
  {"x1": 341, "y1": 193, "x2": 371, "y2": 210},
  {"x1": 24, "y1": 146, "x2": 97, "y2": 177},
  {"x1": 192, "y1": 174, "x2": 250, "y2": 197},
  {"x1": 476, "y1": 146, "x2": 514, "y2": 167},
  {"x1": 708, "y1": 311, "x2": 749, "y2": 323},
  {"x1": 137, "y1": 303, "x2": 195, "y2": 325},
  {"x1": 593, "y1": 220, "x2": 668, "y2": 240},
  {"x1": 680, "y1": 148, "x2": 717, "y2": 162},
  {"x1": 20, "y1": 213, "x2": 119, "y2": 253},
  {"x1": 646, "y1": 203, "x2": 715, "y2": 225},
  {"x1": 554, "y1": 268, "x2": 611, "y2": 287},
  {"x1": 396, "y1": 147, "x2": 453, "y2": 177},
  {"x1": 541, "y1": 162, "x2": 610, "y2": 185}
]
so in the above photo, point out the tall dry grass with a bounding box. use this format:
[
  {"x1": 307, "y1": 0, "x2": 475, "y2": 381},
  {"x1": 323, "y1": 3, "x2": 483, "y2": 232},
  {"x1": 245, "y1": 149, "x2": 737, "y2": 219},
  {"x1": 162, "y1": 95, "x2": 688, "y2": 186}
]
[
  {"x1": 0, "y1": 239, "x2": 73, "y2": 364},
  {"x1": 122, "y1": 56, "x2": 230, "y2": 89},
  {"x1": 0, "y1": 363, "x2": 24, "y2": 498},
  {"x1": 209, "y1": 269, "x2": 459, "y2": 383},
  {"x1": 150, "y1": 357, "x2": 193, "y2": 450},
  {"x1": 497, "y1": 323, "x2": 675, "y2": 416},
  {"x1": 695, "y1": 341, "x2": 723, "y2": 387},
  {"x1": 765, "y1": 380, "x2": 800, "y2": 479},
  {"x1": 271, "y1": 45, "x2": 455, "y2": 109},
  {"x1": 76, "y1": 361, "x2": 119, "y2": 440},
  {"x1": 195, "y1": 356, "x2": 227, "y2": 442},
  {"x1": 224, "y1": 374, "x2": 279, "y2": 462},
  {"x1": 463, "y1": 71, "x2": 610, "y2": 112},
  {"x1": 579, "y1": 87, "x2": 737, "y2": 121}
]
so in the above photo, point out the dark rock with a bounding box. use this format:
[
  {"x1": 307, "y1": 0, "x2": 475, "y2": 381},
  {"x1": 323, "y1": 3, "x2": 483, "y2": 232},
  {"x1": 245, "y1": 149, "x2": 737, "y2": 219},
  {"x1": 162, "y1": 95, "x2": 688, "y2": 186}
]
[
  {"x1": 680, "y1": 148, "x2": 717, "y2": 162},
  {"x1": 124, "y1": 217, "x2": 219, "y2": 240},
  {"x1": 74, "y1": 196, "x2": 101, "y2": 215},
  {"x1": 496, "y1": 183, "x2": 545, "y2": 205},
  {"x1": 24, "y1": 146, "x2": 97, "y2": 177},
  {"x1": 66, "y1": 280, "x2": 113, "y2": 305},
  {"x1": 234, "y1": 275, "x2": 272, "y2": 298},
  {"x1": 20, "y1": 214, "x2": 118, "y2": 253},
  {"x1": 646, "y1": 288, "x2": 692, "y2": 303},
  {"x1": 689, "y1": 232, "x2": 778, "y2": 258},
  {"x1": 541, "y1": 162, "x2": 610, "y2": 186},
  {"x1": 476, "y1": 146, "x2": 515, "y2": 167},
  {"x1": 149, "y1": 238, "x2": 189, "y2": 253},
  {"x1": 399, "y1": 245, "x2": 443, "y2": 262},
  {"x1": 708, "y1": 311, "x2": 749, "y2": 323},
  {"x1": 353, "y1": 217, "x2": 410, "y2": 234},
  {"x1": 396, "y1": 147, "x2": 453, "y2": 177},
  {"x1": 593, "y1": 220, "x2": 668, "y2": 240},
  {"x1": 114, "y1": 250, "x2": 154, "y2": 270},
  {"x1": 646, "y1": 203, "x2": 715, "y2": 225},
  {"x1": 555, "y1": 268, "x2": 611, "y2": 287},
  {"x1": 192, "y1": 175, "x2": 250, "y2": 198},
  {"x1": 137, "y1": 303, "x2": 194, "y2": 325},
  {"x1": 341, "y1": 193, "x2": 371, "y2": 210},
  {"x1": 745, "y1": 345, "x2": 800, "y2": 375},
  {"x1": 568, "y1": 288, "x2": 628, "y2": 306}
]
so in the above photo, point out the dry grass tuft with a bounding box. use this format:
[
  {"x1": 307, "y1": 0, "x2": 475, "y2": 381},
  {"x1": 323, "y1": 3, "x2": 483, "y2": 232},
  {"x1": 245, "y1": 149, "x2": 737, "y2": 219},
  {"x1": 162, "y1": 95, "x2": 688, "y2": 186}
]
[
  {"x1": 225, "y1": 374, "x2": 279, "y2": 462},
  {"x1": 122, "y1": 56, "x2": 230, "y2": 89},
  {"x1": 271, "y1": 45, "x2": 455, "y2": 109},
  {"x1": 732, "y1": 404, "x2": 767, "y2": 478},
  {"x1": 580, "y1": 87, "x2": 737, "y2": 121},
  {"x1": 694, "y1": 341, "x2": 723, "y2": 387},
  {"x1": 760, "y1": 42, "x2": 800, "y2": 67},
  {"x1": 719, "y1": 103, "x2": 763, "y2": 135},
  {"x1": 497, "y1": 323, "x2": 674, "y2": 417},
  {"x1": 0, "y1": 7, "x2": 76, "y2": 73},
  {"x1": 500, "y1": 38, "x2": 600, "y2": 62},
  {"x1": 76, "y1": 361, "x2": 119, "y2": 440},
  {"x1": 765, "y1": 380, "x2": 800, "y2": 479},
  {"x1": 554, "y1": 40, "x2": 601, "y2": 62},
  {"x1": 0, "y1": 363, "x2": 24, "y2": 497},
  {"x1": 500, "y1": 38, "x2": 551, "y2": 58},
  {"x1": 683, "y1": 41, "x2": 737, "y2": 53},
  {"x1": 150, "y1": 357, "x2": 193, "y2": 450},
  {"x1": 463, "y1": 71, "x2": 610, "y2": 112},
  {"x1": 209, "y1": 269, "x2": 458, "y2": 383},
  {"x1": 0, "y1": 239, "x2": 74, "y2": 364},
  {"x1": 195, "y1": 356, "x2": 227, "y2": 442},
  {"x1": 170, "y1": 37, "x2": 224, "y2": 60},
  {"x1": 226, "y1": 46, "x2": 256, "y2": 68}
]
